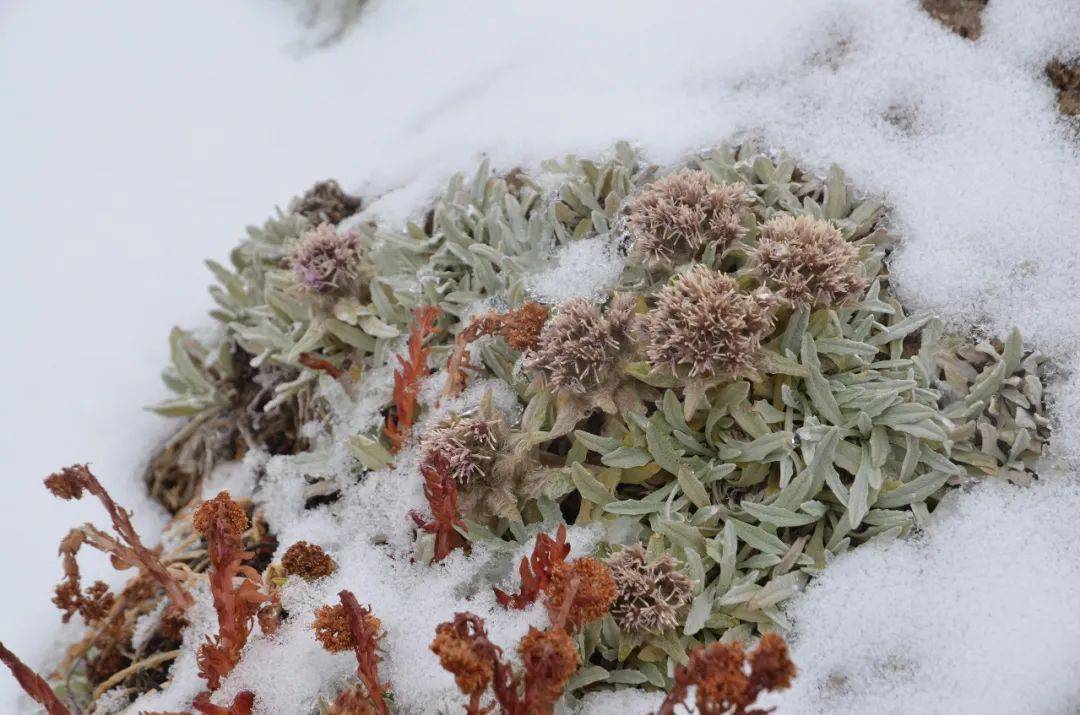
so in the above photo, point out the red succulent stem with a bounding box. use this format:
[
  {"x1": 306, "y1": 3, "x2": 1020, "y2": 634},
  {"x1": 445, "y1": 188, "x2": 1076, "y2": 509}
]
[{"x1": 0, "y1": 641, "x2": 70, "y2": 715}]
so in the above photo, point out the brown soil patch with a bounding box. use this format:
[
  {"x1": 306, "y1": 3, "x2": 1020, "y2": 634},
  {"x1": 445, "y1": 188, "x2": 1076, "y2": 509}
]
[
  {"x1": 920, "y1": 0, "x2": 988, "y2": 40},
  {"x1": 1047, "y1": 59, "x2": 1080, "y2": 117}
]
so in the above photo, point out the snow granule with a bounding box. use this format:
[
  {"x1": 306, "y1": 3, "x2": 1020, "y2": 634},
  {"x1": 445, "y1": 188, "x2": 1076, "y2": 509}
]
[{"x1": 526, "y1": 236, "x2": 624, "y2": 306}]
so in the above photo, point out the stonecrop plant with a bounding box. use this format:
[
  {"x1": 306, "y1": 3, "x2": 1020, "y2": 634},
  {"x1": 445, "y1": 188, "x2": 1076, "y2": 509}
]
[{"x1": 7, "y1": 141, "x2": 1055, "y2": 714}]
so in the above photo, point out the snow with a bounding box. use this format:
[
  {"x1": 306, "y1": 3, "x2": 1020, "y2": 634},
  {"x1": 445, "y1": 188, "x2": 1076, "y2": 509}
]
[
  {"x1": 526, "y1": 237, "x2": 625, "y2": 305},
  {"x1": 3, "y1": 0, "x2": 1080, "y2": 712},
  {"x1": 775, "y1": 477, "x2": 1080, "y2": 714}
]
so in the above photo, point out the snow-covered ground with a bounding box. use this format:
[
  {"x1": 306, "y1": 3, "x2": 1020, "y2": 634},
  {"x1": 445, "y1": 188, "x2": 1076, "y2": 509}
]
[{"x1": 2, "y1": 0, "x2": 1080, "y2": 712}]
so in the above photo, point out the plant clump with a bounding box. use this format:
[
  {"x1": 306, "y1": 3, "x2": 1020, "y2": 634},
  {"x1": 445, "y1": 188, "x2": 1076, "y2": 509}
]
[
  {"x1": 11, "y1": 143, "x2": 1059, "y2": 712},
  {"x1": 291, "y1": 178, "x2": 363, "y2": 225},
  {"x1": 656, "y1": 633, "x2": 796, "y2": 715},
  {"x1": 430, "y1": 613, "x2": 579, "y2": 715},
  {"x1": 282, "y1": 541, "x2": 336, "y2": 581}
]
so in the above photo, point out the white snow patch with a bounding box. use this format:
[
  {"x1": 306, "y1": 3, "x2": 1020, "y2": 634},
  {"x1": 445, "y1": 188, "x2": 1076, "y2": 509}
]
[
  {"x1": 773, "y1": 477, "x2": 1080, "y2": 714},
  {"x1": 526, "y1": 237, "x2": 625, "y2": 306}
]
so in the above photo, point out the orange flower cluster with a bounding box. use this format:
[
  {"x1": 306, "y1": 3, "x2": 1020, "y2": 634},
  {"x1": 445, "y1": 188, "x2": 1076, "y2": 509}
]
[
  {"x1": 443, "y1": 302, "x2": 549, "y2": 397},
  {"x1": 493, "y1": 524, "x2": 571, "y2": 609},
  {"x1": 313, "y1": 591, "x2": 388, "y2": 715},
  {"x1": 385, "y1": 306, "x2": 441, "y2": 452},
  {"x1": 282, "y1": 541, "x2": 336, "y2": 581},
  {"x1": 195, "y1": 491, "x2": 269, "y2": 693},
  {"x1": 45, "y1": 465, "x2": 193, "y2": 620},
  {"x1": 430, "y1": 612, "x2": 578, "y2": 715},
  {"x1": 544, "y1": 557, "x2": 617, "y2": 631},
  {"x1": 656, "y1": 633, "x2": 796, "y2": 715}
]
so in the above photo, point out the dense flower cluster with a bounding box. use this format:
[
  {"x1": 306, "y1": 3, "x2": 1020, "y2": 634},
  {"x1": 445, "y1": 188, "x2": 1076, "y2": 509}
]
[
  {"x1": 643, "y1": 265, "x2": 774, "y2": 378},
  {"x1": 288, "y1": 223, "x2": 365, "y2": 294},
  {"x1": 606, "y1": 545, "x2": 693, "y2": 633},
  {"x1": 420, "y1": 415, "x2": 500, "y2": 487},
  {"x1": 544, "y1": 557, "x2": 618, "y2": 631},
  {"x1": 626, "y1": 169, "x2": 750, "y2": 267},
  {"x1": 525, "y1": 294, "x2": 637, "y2": 395},
  {"x1": 282, "y1": 541, "x2": 336, "y2": 581},
  {"x1": 755, "y1": 214, "x2": 865, "y2": 307}
]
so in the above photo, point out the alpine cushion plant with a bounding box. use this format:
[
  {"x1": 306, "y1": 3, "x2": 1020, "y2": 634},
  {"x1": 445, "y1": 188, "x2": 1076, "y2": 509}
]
[{"x1": 6, "y1": 141, "x2": 1058, "y2": 712}]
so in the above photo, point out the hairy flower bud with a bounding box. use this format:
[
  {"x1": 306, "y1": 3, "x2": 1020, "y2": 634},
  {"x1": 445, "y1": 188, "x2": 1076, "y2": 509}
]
[
  {"x1": 626, "y1": 170, "x2": 750, "y2": 267},
  {"x1": 524, "y1": 294, "x2": 637, "y2": 395},
  {"x1": 288, "y1": 223, "x2": 364, "y2": 295},
  {"x1": 420, "y1": 416, "x2": 499, "y2": 487},
  {"x1": 755, "y1": 214, "x2": 866, "y2": 307},
  {"x1": 643, "y1": 265, "x2": 774, "y2": 378}
]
